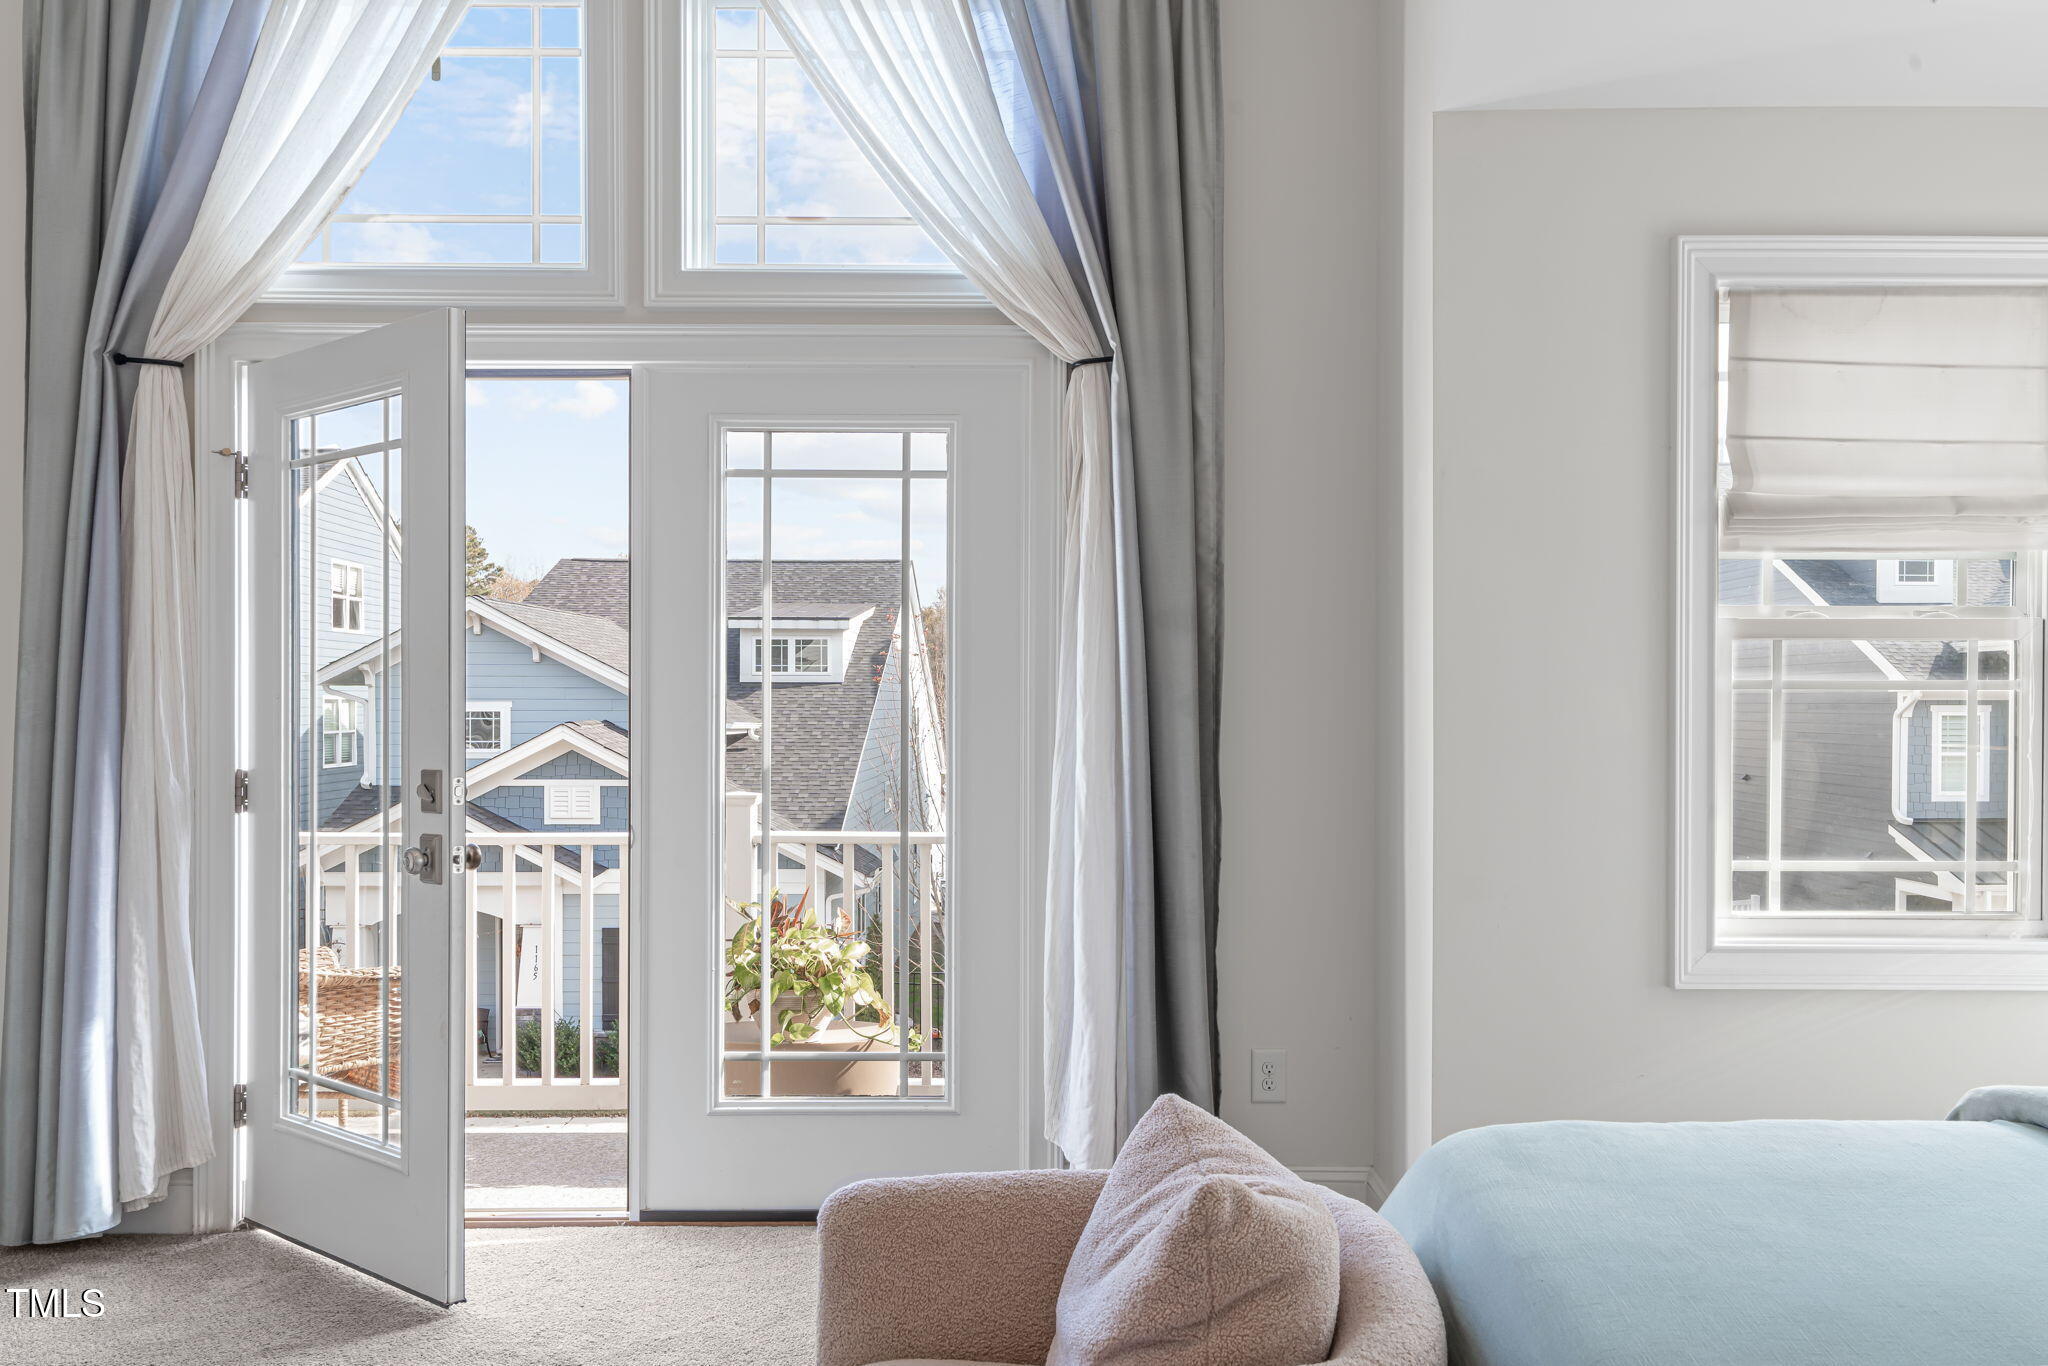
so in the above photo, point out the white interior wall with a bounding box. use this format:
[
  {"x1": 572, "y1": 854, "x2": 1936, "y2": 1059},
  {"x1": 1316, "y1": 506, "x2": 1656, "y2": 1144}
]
[
  {"x1": 1431, "y1": 107, "x2": 2048, "y2": 1141},
  {"x1": 1427, "y1": 0, "x2": 2048, "y2": 111},
  {"x1": 1217, "y1": 0, "x2": 1387, "y2": 1198}
]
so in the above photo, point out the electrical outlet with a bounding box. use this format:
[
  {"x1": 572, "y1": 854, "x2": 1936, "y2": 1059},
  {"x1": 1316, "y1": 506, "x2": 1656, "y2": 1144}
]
[{"x1": 1251, "y1": 1049, "x2": 1286, "y2": 1103}]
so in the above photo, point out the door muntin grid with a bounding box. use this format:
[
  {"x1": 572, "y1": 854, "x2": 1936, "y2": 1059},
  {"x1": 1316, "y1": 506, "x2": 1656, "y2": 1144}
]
[
  {"x1": 719, "y1": 428, "x2": 950, "y2": 1103},
  {"x1": 286, "y1": 393, "x2": 406, "y2": 1148}
]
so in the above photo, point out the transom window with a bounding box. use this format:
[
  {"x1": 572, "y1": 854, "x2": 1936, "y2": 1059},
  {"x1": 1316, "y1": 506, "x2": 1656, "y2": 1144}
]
[
  {"x1": 296, "y1": 1, "x2": 587, "y2": 267},
  {"x1": 330, "y1": 560, "x2": 366, "y2": 632},
  {"x1": 321, "y1": 695, "x2": 363, "y2": 769},
  {"x1": 697, "y1": 2, "x2": 944, "y2": 269},
  {"x1": 755, "y1": 634, "x2": 830, "y2": 675},
  {"x1": 465, "y1": 704, "x2": 511, "y2": 754}
]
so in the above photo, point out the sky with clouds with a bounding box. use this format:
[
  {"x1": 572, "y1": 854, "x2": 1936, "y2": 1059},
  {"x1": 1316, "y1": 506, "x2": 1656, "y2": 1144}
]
[{"x1": 310, "y1": 1, "x2": 941, "y2": 268}]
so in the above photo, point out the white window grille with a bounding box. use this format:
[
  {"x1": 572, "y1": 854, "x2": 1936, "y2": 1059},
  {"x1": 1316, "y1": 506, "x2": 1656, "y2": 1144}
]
[
  {"x1": 754, "y1": 634, "x2": 831, "y2": 675},
  {"x1": 330, "y1": 560, "x2": 365, "y2": 632},
  {"x1": 321, "y1": 695, "x2": 362, "y2": 769},
  {"x1": 696, "y1": 2, "x2": 943, "y2": 270},
  {"x1": 465, "y1": 704, "x2": 511, "y2": 754}
]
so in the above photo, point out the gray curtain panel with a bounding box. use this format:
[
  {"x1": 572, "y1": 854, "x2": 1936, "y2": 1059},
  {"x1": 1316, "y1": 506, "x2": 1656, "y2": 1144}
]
[
  {"x1": 1004, "y1": 0, "x2": 1224, "y2": 1134},
  {"x1": 5, "y1": 0, "x2": 261, "y2": 1246}
]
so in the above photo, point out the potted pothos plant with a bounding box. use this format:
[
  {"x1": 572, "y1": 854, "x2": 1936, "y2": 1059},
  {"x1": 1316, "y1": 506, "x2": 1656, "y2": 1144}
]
[{"x1": 725, "y1": 889, "x2": 901, "y2": 1046}]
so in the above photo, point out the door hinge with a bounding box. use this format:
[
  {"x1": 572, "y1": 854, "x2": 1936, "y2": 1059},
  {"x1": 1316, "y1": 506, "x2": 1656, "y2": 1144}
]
[
  {"x1": 232, "y1": 1083, "x2": 248, "y2": 1128},
  {"x1": 232, "y1": 769, "x2": 250, "y2": 814}
]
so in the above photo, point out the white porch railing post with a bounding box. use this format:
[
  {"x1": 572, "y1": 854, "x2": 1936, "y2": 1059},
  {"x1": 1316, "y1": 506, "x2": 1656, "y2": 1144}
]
[
  {"x1": 724, "y1": 791, "x2": 761, "y2": 926},
  {"x1": 497, "y1": 857, "x2": 518, "y2": 1079},
  {"x1": 464, "y1": 846, "x2": 480, "y2": 1088},
  {"x1": 343, "y1": 842, "x2": 361, "y2": 969},
  {"x1": 578, "y1": 843, "x2": 596, "y2": 1083},
  {"x1": 614, "y1": 842, "x2": 630, "y2": 1087},
  {"x1": 541, "y1": 844, "x2": 561, "y2": 1085}
]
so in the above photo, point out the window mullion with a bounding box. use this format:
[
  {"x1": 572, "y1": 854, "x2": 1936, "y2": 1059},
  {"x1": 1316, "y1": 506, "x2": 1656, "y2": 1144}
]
[{"x1": 1767, "y1": 639, "x2": 1784, "y2": 913}]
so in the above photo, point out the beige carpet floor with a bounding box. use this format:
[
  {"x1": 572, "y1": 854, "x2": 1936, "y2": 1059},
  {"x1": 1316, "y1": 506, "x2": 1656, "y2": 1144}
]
[{"x1": 0, "y1": 1224, "x2": 818, "y2": 1364}]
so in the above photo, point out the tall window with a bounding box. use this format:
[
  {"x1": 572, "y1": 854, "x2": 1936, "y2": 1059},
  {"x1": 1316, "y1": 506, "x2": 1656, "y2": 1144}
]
[
  {"x1": 1930, "y1": 705, "x2": 1996, "y2": 804},
  {"x1": 330, "y1": 560, "x2": 366, "y2": 632},
  {"x1": 698, "y1": 2, "x2": 944, "y2": 268},
  {"x1": 1681, "y1": 250, "x2": 2048, "y2": 988},
  {"x1": 296, "y1": 2, "x2": 587, "y2": 266},
  {"x1": 321, "y1": 695, "x2": 363, "y2": 768}
]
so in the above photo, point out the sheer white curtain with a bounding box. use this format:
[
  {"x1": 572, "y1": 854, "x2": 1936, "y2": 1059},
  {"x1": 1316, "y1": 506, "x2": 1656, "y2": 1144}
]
[
  {"x1": 763, "y1": 0, "x2": 1128, "y2": 1167},
  {"x1": 116, "y1": 0, "x2": 465, "y2": 1210}
]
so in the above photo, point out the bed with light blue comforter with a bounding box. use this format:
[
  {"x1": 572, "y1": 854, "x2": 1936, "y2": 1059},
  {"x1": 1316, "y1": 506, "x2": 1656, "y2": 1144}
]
[{"x1": 1379, "y1": 1089, "x2": 2048, "y2": 1366}]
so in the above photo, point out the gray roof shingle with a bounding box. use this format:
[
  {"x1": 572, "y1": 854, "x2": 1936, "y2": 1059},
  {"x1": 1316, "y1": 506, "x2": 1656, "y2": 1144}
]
[
  {"x1": 523, "y1": 557, "x2": 630, "y2": 628},
  {"x1": 724, "y1": 560, "x2": 903, "y2": 832},
  {"x1": 337, "y1": 558, "x2": 904, "y2": 839},
  {"x1": 481, "y1": 597, "x2": 629, "y2": 675}
]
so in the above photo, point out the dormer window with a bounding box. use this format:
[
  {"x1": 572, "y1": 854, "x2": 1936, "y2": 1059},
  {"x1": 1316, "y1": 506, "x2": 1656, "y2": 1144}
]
[
  {"x1": 755, "y1": 635, "x2": 829, "y2": 675},
  {"x1": 733, "y1": 605, "x2": 872, "y2": 684},
  {"x1": 1875, "y1": 557, "x2": 1956, "y2": 604}
]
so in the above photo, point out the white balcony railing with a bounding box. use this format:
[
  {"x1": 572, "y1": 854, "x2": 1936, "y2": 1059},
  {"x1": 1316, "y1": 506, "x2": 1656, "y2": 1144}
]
[
  {"x1": 747, "y1": 828, "x2": 946, "y2": 1088},
  {"x1": 303, "y1": 809, "x2": 944, "y2": 1108}
]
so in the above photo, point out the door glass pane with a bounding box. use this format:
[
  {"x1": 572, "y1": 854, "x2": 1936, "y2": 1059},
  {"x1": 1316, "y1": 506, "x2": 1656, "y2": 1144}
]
[
  {"x1": 289, "y1": 396, "x2": 403, "y2": 1147},
  {"x1": 720, "y1": 431, "x2": 949, "y2": 1100}
]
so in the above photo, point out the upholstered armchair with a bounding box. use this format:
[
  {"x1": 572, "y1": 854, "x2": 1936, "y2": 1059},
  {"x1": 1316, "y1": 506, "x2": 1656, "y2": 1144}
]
[{"x1": 814, "y1": 1169, "x2": 1447, "y2": 1366}]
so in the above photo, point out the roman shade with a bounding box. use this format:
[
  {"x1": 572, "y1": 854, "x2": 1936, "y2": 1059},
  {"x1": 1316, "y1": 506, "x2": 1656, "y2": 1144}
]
[{"x1": 1722, "y1": 288, "x2": 2048, "y2": 551}]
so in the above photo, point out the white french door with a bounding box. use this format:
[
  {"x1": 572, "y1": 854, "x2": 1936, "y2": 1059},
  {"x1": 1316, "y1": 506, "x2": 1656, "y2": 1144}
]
[
  {"x1": 244, "y1": 310, "x2": 467, "y2": 1303},
  {"x1": 633, "y1": 361, "x2": 1044, "y2": 1214}
]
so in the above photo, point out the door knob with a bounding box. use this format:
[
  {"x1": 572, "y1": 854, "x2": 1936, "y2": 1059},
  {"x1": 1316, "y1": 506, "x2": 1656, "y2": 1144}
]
[
  {"x1": 460, "y1": 843, "x2": 483, "y2": 872},
  {"x1": 400, "y1": 832, "x2": 445, "y2": 885}
]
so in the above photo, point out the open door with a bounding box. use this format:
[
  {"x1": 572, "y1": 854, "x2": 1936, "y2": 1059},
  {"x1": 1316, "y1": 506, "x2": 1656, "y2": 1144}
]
[{"x1": 244, "y1": 310, "x2": 466, "y2": 1303}]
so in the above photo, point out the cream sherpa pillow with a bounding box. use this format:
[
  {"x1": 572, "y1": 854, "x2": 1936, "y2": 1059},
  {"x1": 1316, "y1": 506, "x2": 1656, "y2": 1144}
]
[{"x1": 1047, "y1": 1094, "x2": 1341, "y2": 1366}]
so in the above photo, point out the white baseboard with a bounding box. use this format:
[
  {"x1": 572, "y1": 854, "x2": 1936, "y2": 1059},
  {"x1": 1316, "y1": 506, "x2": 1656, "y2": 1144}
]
[
  {"x1": 112, "y1": 1172, "x2": 195, "y2": 1234},
  {"x1": 1289, "y1": 1165, "x2": 1388, "y2": 1207}
]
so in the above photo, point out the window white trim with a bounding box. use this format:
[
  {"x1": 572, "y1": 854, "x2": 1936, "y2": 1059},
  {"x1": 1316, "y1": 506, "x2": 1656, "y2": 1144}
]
[
  {"x1": 329, "y1": 559, "x2": 367, "y2": 633},
  {"x1": 543, "y1": 779, "x2": 604, "y2": 824},
  {"x1": 465, "y1": 701, "x2": 513, "y2": 756},
  {"x1": 1877, "y1": 557, "x2": 1956, "y2": 605},
  {"x1": 264, "y1": 1, "x2": 623, "y2": 308},
  {"x1": 1674, "y1": 236, "x2": 2048, "y2": 990},
  {"x1": 321, "y1": 694, "x2": 363, "y2": 769},
  {"x1": 735, "y1": 618, "x2": 862, "y2": 683},
  {"x1": 1929, "y1": 703, "x2": 1994, "y2": 804},
  {"x1": 645, "y1": 0, "x2": 984, "y2": 310}
]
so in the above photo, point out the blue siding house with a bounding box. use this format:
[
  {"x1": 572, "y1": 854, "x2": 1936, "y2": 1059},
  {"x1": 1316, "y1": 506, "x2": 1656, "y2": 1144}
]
[{"x1": 308, "y1": 550, "x2": 943, "y2": 1097}]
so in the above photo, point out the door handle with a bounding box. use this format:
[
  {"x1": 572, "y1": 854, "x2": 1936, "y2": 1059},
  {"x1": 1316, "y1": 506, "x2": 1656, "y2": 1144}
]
[
  {"x1": 460, "y1": 843, "x2": 483, "y2": 872},
  {"x1": 400, "y1": 833, "x2": 445, "y2": 885}
]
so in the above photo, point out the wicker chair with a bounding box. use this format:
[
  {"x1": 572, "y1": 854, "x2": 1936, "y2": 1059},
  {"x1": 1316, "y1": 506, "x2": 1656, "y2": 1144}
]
[{"x1": 298, "y1": 947, "x2": 402, "y2": 1123}]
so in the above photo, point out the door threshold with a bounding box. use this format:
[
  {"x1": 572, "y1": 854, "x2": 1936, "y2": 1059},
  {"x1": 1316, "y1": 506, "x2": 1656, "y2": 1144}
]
[{"x1": 465, "y1": 1209, "x2": 631, "y2": 1227}]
